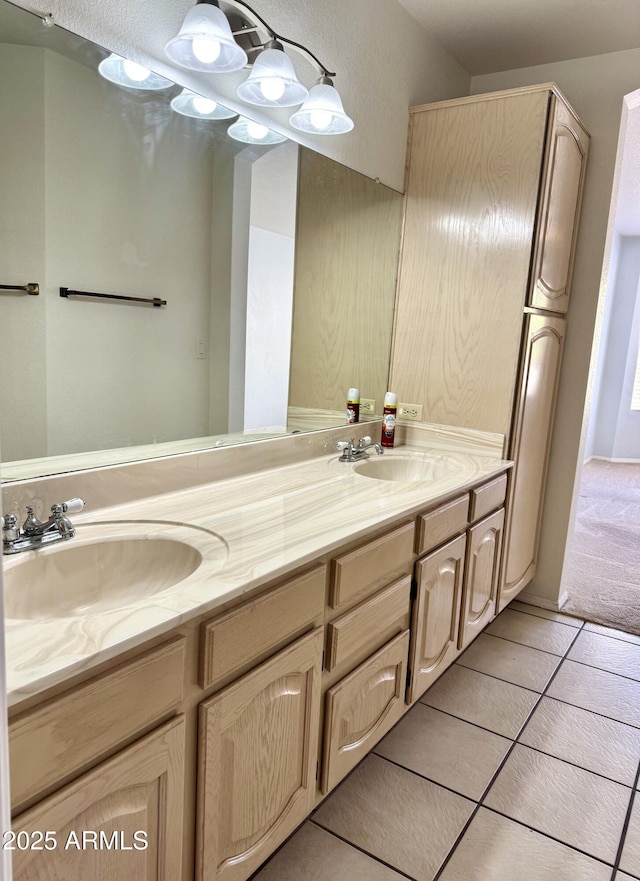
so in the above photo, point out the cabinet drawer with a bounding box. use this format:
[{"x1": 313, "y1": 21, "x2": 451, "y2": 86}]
[
  {"x1": 9, "y1": 636, "x2": 185, "y2": 811},
  {"x1": 325, "y1": 575, "x2": 411, "y2": 672},
  {"x1": 470, "y1": 474, "x2": 508, "y2": 522},
  {"x1": 416, "y1": 494, "x2": 469, "y2": 555},
  {"x1": 330, "y1": 522, "x2": 414, "y2": 612},
  {"x1": 321, "y1": 630, "x2": 409, "y2": 794},
  {"x1": 199, "y1": 565, "x2": 325, "y2": 690}
]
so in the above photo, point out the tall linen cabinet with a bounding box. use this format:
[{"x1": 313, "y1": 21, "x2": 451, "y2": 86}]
[{"x1": 390, "y1": 84, "x2": 589, "y2": 609}]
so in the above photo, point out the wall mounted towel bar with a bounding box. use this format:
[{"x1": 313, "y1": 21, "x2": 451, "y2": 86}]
[
  {"x1": 0, "y1": 283, "x2": 39, "y2": 295},
  {"x1": 60, "y1": 287, "x2": 167, "y2": 307}
]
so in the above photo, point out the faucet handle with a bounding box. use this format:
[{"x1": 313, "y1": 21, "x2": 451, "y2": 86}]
[
  {"x1": 59, "y1": 498, "x2": 85, "y2": 514},
  {"x1": 336, "y1": 438, "x2": 355, "y2": 451},
  {"x1": 358, "y1": 436, "x2": 372, "y2": 448}
]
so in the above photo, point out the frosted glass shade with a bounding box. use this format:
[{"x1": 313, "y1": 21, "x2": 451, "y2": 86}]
[
  {"x1": 164, "y1": 4, "x2": 247, "y2": 72},
  {"x1": 170, "y1": 88, "x2": 237, "y2": 119},
  {"x1": 227, "y1": 116, "x2": 287, "y2": 144},
  {"x1": 236, "y1": 48, "x2": 308, "y2": 107},
  {"x1": 289, "y1": 82, "x2": 354, "y2": 134},
  {"x1": 98, "y1": 54, "x2": 173, "y2": 90}
]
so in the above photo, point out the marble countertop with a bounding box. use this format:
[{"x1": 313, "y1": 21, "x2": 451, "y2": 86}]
[{"x1": 3, "y1": 426, "x2": 511, "y2": 707}]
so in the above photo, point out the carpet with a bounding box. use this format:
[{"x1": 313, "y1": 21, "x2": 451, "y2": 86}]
[{"x1": 561, "y1": 459, "x2": 640, "y2": 636}]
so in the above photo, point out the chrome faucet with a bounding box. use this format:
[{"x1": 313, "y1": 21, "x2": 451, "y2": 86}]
[
  {"x1": 2, "y1": 498, "x2": 85, "y2": 555},
  {"x1": 336, "y1": 436, "x2": 384, "y2": 462}
]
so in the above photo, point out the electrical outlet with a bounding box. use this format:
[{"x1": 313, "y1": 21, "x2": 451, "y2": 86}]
[
  {"x1": 360, "y1": 398, "x2": 376, "y2": 415},
  {"x1": 398, "y1": 402, "x2": 423, "y2": 421}
]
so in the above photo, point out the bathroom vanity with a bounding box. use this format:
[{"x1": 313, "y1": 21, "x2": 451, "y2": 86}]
[{"x1": 3, "y1": 425, "x2": 509, "y2": 881}]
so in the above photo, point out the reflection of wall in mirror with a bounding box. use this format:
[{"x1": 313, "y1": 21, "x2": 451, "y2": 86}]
[{"x1": 0, "y1": 43, "x2": 214, "y2": 461}]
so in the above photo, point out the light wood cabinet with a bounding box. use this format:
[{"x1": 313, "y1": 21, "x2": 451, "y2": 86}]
[
  {"x1": 498, "y1": 314, "x2": 566, "y2": 610},
  {"x1": 529, "y1": 97, "x2": 589, "y2": 314},
  {"x1": 391, "y1": 84, "x2": 589, "y2": 604},
  {"x1": 459, "y1": 509, "x2": 505, "y2": 649},
  {"x1": 321, "y1": 631, "x2": 409, "y2": 794},
  {"x1": 196, "y1": 628, "x2": 323, "y2": 881},
  {"x1": 407, "y1": 535, "x2": 466, "y2": 703},
  {"x1": 12, "y1": 717, "x2": 185, "y2": 881}
]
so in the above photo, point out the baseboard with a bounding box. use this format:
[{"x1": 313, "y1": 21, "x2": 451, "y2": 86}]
[
  {"x1": 589, "y1": 455, "x2": 640, "y2": 464},
  {"x1": 517, "y1": 590, "x2": 569, "y2": 612}
]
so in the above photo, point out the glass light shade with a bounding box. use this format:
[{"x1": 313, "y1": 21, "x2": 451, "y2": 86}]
[
  {"x1": 227, "y1": 116, "x2": 287, "y2": 144},
  {"x1": 236, "y1": 48, "x2": 308, "y2": 107},
  {"x1": 289, "y1": 82, "x2": 354, "y2": 134},
  {"x1": 98, "y1": 53, "x2": 173, "y2": 90},
  {"x1": 164, "y1": 3, "x2": 248, "y2": 72},
  {"x1": 170, "y1": 88, "x2": 237, "y2": 119}
]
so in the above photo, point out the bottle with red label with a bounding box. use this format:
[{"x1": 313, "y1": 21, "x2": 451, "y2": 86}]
[
  {"x1": 381, "y1": 391, "x2": 397, "y2": 448},
  {"x1": 346, "y1": 388, "x2": 360, "y2": 424}
]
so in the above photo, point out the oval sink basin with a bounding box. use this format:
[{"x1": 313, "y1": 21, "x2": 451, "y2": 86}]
[
  {"x1": 353, "y1": 451, "x2": 457, "y2": 482},
  {"x1": 3, "y1": 521, "x2": 227, "y2": 621}
]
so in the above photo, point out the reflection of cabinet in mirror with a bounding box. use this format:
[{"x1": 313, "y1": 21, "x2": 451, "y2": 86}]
[{"x1": 391, "y1": 84, "x2": 589, "y2": 608}]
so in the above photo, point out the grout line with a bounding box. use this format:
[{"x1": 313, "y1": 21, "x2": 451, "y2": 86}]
[
  {"x1": 609, "y1": 760, "x2": 640, "y2": 880},
  {"x1": 479, "y1": 804, "x2": 619, "y2": 868},
  {"x1": 434, "y1": 661, "x2": 540, "y2": 693},
  {"x1": 480, "y1": 630, "x2": 571, "y2": 657},
  {"x1": 416, "y1": 702, "x2": 520, "y2": 741},
  {"x1": 560, "y1": 655, "x2": 640, "y2": 687},
  {"x1": 498, "y1": 606, "x2": 581, "y2": 632},
  {"x1": 506, "y1": 603, "x2": 586, "y2": 628},
  {"x1": 372, "y1": 751, "x2": 483, "y2": 803},
  {"x1": 308, "y1": 819, "x2": 419, "y2": 881}
]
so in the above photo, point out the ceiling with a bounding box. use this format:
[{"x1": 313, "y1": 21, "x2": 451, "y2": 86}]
[{"x1": 394, "y1": 0, "x2": 640, "y2": 76}]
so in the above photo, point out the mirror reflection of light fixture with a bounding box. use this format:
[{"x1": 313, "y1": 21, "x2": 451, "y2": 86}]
[
  {"x1": 228, "y1": 116, "x2": 287, "y2": 144},
  {"x1": 98, "y1": 53, "x2": 174, "y2": 90},
  {"x1": 236, "y1": 41, "x2": 308, "y2": 107},
  {"x1": 170, "y1": 88, "x2": 237, "y2": 119},
  {"x1": 164, "y1": 0, "x2": 248, "y2": 72},
  {"x1": 290, "y1": 76, "x2": 353, "y2": 134}
]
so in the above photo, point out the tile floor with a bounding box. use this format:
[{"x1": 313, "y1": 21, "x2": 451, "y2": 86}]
[{"x1": 252, "y1": 601, "x2": 640, "y2": 881}]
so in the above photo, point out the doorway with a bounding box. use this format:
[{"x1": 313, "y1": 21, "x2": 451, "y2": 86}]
[{"x1": 561, "y1": 89, "x2": 640, "y2": 635}]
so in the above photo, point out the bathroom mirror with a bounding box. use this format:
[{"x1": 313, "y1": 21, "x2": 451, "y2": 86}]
[{"x1": 0, "y1": 0, "x2": 403, "y2": 481}]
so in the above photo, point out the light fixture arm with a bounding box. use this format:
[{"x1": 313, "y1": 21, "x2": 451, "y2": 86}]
[{"x1": 200, "y1": 0, "x2": 336, "y2": 77}]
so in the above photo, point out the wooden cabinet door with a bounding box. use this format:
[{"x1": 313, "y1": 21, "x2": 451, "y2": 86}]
[
  {"x1": 459, "y1": 509, "x2": 505, "y2": 650},
  {"x1": 407, "y1": 535, "x2": 466, "y2": 703},
  {"x1": 529, "y1": 97, "x2": 589, "y2": 314},
  {"x1": 12, "y1": 717, "x2": 185, "y2": 881},
  {"x1": 321, "y1": 631, "x2": 409, "y2": 794},
  {"x1": 197, "y1": 629, "x2": 323, "y2": 881},
  {"x1": 499, "y1": 314, "x2": 566, "y2": 610}
]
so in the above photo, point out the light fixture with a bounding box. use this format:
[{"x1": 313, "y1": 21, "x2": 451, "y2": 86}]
[
  {"x1": 170, "y1": 88, "x2": 237, "y2": 119},
  {"x1": 163, "y1": 0, "x2": 353, "y2": 136},
  {"x1": 236, "y1": 40, "x2": 308, "y2": 107},
  {"x1": 227, "y1": 116, "x2": 287, "y2": 144},
  {"x1": 289, "y1": 76, "x2": 353, "y2": 134},
  {"x1": 98, "y1": 53, "x2": 174, "y2": 90},
  {"x1": 164, "y1": 0, "x2": 248, "y2": 72}
]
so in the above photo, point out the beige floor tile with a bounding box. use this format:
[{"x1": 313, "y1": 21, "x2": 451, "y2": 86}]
[
  {"x1": 548, "y1": 660, "x2": 640, "y2": 727},
  {"x1": 509, "y1": 600, "x2": 583, "y2": 627},
  {"x1": 438, "y1": 808, "x2": 611, "y2": 881},
  {"x1": 374, "y1": 703, "x2": 511, "y2": 800},
  {"x1": 585, "y1": 622, "x2": 640, "y2": 647},
  {"x1": 421, "y1": 664, "x2": 538, "y2": 738},
  {"x1": 313, "y1": 754, "x2": 474, "y2": 881},
  {"x1": 616, "y1": 874, "x2": 638, "y2": 880},
  {"x1": 620, "y1": 797, "x2": 640, "y2": 878},
  {"x1": 569, "y1": 630, "x2": 640, "y2": 682},
  {"x1": 484, "y1": 745, "x2": 630, "y2": 864},
  {"x1": 487, "y1": 608, "x2": 577, "y2": 655},
  {"x1": 520, "y1": 697, "x2": 640, "y2": 786},
  {"x1": 456, "y1": 633, "x2": 561, "y2": 691},
  {"x1": 547, "y1": 660, "x2": 640, "y2": 728},
  {"x1": 253, "y1": 822, "x2": 407, "y2": 881}
]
